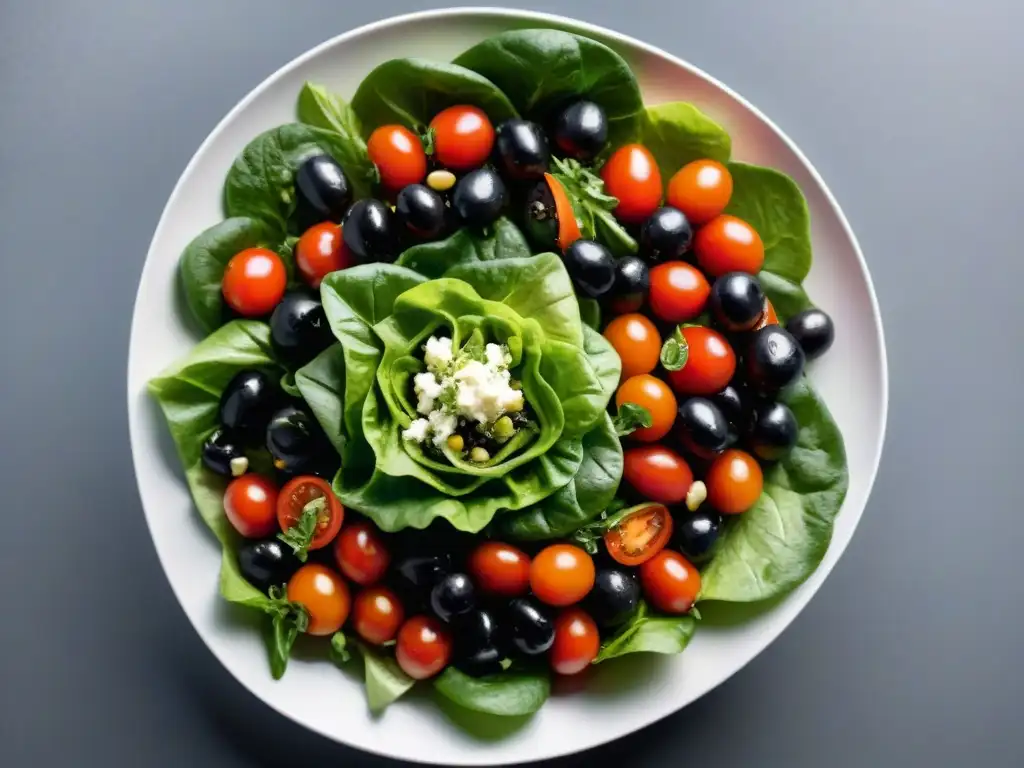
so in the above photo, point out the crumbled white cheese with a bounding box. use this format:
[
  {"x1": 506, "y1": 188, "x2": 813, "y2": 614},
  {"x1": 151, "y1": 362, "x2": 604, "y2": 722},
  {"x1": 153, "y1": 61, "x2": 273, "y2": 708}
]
[
  {"x1": 424, "y1": 336, "x2": 453, "y2": 371},
  {"x1": 427, "y1": 410, "x2": 457, "y2": 446},
  {"x1": 413, "y1": 371, "x2": 443, "y2": 415},
  {"x1": 402, "y1": 418, "x2": 430, "y2": 443},
  {"x1": 485, "y1": 342, "x2": 509, "y2": 368},
  {"x1": 454, "y1": 361, "x2": 521, "y2": 424}
]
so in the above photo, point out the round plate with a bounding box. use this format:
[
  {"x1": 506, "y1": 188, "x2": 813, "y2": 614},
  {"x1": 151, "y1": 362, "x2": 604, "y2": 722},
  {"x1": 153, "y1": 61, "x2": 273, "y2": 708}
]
[{"x1": 127, "y1": 8, "x2": 887, "y2": 765}]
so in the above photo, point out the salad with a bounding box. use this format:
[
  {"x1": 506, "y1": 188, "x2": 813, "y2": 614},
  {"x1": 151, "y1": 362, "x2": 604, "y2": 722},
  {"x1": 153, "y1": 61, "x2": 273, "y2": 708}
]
[{"x1": 149, "y1": 28, "x2": 847, "y2": 725}]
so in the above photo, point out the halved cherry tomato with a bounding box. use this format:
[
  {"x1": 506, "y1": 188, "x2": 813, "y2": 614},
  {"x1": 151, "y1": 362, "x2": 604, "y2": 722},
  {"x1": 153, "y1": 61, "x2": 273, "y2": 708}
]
[
  {"x1": 545, "y1": 173, "x2": 582, "y2": 250},
  {"x1": 615, "y1": 374, "x2": 677, "y2": 442},
  {"x1": 754, "y1": 298, "x2": 779, "y2": 330},
  {"x1": 223, "y1": 474, "x2": 278, "y2": 538},
  {"x1": 287, "y1": 563, "x2": 351, "y2": 636},
  {"x1": 530, "y1": 544, "x2": 596, "y2": 607},
  {"x1": 396, "y1": 615, "x2": 452, "y2": 679},
  {"x1": 600, "y1": 144, "x2": 662, "y2": 224},
  {"x1": 603, "y1": 313, "x2": 661, "y2": 380},
  {"x1": 667, "y1": 326, "x2": 736, "y2": 396},
  {"x1": 640, "y1": 550, "x2": 701, "y2": 614},
  {"x1": 604, "y1": 503, "x2": 674, "y2": 567},
  {"x1": 694, "y1": 215, "x2": 765, "y2": 276},
  {"x1": 353, "y1": 586, "x2": 405, "y2": 645},
  {"x1": 667, "y1": 159, "x2": 733, "y2": 225},
  {"x1": 276, "y1": 476, "x2": 343, "y2": 551},
  {"x1": 295, "y1": 222, "x2": 351, "y2": 287},
  {"x1": 367, "y1": 124, "x2": 427, "y2": 191},
  {"x1": 430, "y1": 105, "x2": 495, "y2": 171},
  {"x1": 333, "y1": 521, "x2": 391, "y2": 586},
  {"x1": 648, "y1": 261, "x2": 711, "y2": 323},
  {"x1": 222, "y1": 248, "x2": 287, "y2": 317},
  {"x1": 706, "y1": 449, "x2": 764, "y2": 514},
  {"x1": 551, "y1": 607, "x2": 600, "y2": 676},
  {"x1": 623, "y1": 445, "x2": 693, "y2": 504},
  {"x1": 468, "y1": 541, "x2": 530, "y2": 597}
]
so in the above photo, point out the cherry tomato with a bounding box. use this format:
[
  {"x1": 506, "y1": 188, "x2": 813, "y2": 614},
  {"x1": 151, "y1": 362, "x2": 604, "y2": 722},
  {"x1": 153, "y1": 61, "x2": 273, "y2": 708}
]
[
  {"x1": 640, "y1": 550, "x2": 701, "y2": 614},
  {"x1": 468, "y1": 542, "x2": 530, "y2": 597},
  {"x1": 430, "y1": 106, "x2": 495, "y2": 171},
  {"x1": 600, "y1": 144, "x2": 662, "y2": 224},
  {"x1": 615, "y1": 374, "x2": 677, "y2": 442},
  {"x1": 396, "y1": 615, "x2": 452, "y2": 679},
  {"x1": 706, "y1": 449, "x2": 764, "y2": 514},
  {"x1": 545, "y1": 173, "x2": 582, "y2": 251},
  {"x1": 295, "y1": 222, "x2": 351, "y2": 287},
  {"x1": 667, "y1": 326, "x2": 737, "y2": 396},
  {"x1": 694, "y1": 215, "x2": 765, "y2": 277},
  {"x1": 333, "y1": 521, "x2": 391, "y2": 586},
  {"x1": 287, "y1": 563, "x2": 350, "y2": 636},
  {"x1": 648, "y1": 261, "x2": 711, "y2": 323},
  {"x1": 367, "y1": 125, "x2": 427, "y2": 191},
  {"x1": 276, "y1": 476, "x2": 343, "y2": 551},
  {"x1": 754, "y1": 298, "x2": 779, "y2": 330},
  {"x1": 551, "y1": 608, "x2": 600, "y2": 676},
  {"x1": 623, "y1": 445, "x2": 693, "y2": 504},
  {"x1": 222, "y1": 248, "x2": 287, "y2": 317},
  {"x1": 223, "y1": 474, "x2": 278, "y2": 538},
  {"x1": 353, "y1": 586, "x2": 405, "y2": 645},
  {"x1": 666, "y1": 159, "x2": 733, "y2": 225},
  {"x1": 604, "y1": 504, "x2": 674, "y2": 567},
  {"x1": 530, "y1": 544, "x2": 596, "y2": 607},
  {"x1": 603, "y1": 313, "x2": 661, "y2": 380}
]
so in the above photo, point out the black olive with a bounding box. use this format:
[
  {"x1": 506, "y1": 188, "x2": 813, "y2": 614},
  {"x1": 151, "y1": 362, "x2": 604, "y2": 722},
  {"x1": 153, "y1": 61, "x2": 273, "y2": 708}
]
[
  {"x1": 201, "y1": 428, "x2": 245, "y2": 477},
  {"x1": 746, "y1": 326, "x2": 806, "y2": 395},
  {"x1": 342, "y1": 199, "x2": 399, "y2": 263},
  {"x1": 494, "y1": 119, "x2": 550, "y2": 180},
  {"x1": 711, "y1": 384, "x2": 750, "y2": 430},
  {"x1": 584, "y1": 569, "x2": 640, "y2": 629},
  {"x1": 673, "y1": 508, "x2": 722, "y2": 563},
  {"x1": 453, "y1": 168, "x2": 507, "y2": 227},
  {"x1": 430, "y1": 573, "x2": 476, "y2": 622},
  {"x1": 676, "y1": 397, "x2": 730, "y2": 459},
  {"x1": 392, "y1": 553, "x2": 452, "y2": 606},
  {"x1": 710, "y1": 273, "x2": 766, "y2": 332},
  {"x1": 522, "y1": 178, "x2": 559, "y2": 251},
  {"x1": 395, "y1": 184, "x2": 447, "y2": 239},
  {"x1": 640, "y1": 206, "x2": 692, "y2": 262},
  {"x1": 453, "y1": 609, "x2": 504, "y2": 677},
  {"x1": 294, "y1": 154, "x2": 351, "y2": 231},
  {"x1": 786, "y1": 308, "x2": 835, "y2": 361},
  {"x1": 269, "y1": 290, "x2": 333, "y2": 367},
  {"x1": 265, "y1": 405, "x2": 328, "y2": 474},
  {"x1": 219, "y1": 370, "x2": 280, "y2": 445},
  {"x1": 554, "y1": 101, "x2": 608, "y2": 161},
  {"x1": 563, "y1": 239, "x2": 616, "y2": 298},
  {"x1": 506, "y1": 597, "x2": 554, "y2": 656},
  {"x1": 748, "y1": 401, "x2": 799, "y2": 461},
  {"x1": 606, "y1": 256, "x2": 650, "y2": 314},
  {"x1": 237, "y1": 539, "x2": 300, "y2": 593}
]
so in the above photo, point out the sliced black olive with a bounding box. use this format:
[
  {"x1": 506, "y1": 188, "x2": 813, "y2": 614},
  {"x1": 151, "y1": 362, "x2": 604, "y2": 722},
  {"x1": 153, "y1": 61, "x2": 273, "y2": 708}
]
[
  {"x1": 640, "y1": 206, "x2": 692, "y2": 262},
  {"x1": 265, "y1": 405, "x2": 328, "y2": 474},
  {"x1": 710, "y1": 272, "x2": 766, "y2": 332},
  {"x1": 584, "y1": 569, "x2": 640, "y2": 629},
  {"x1": 494, "y1": 119, "x2": 550, "y2": 180},
  {"x1": 606, "y1": 256, "x2": 650, "y2": 314},
  {"x1": 430, "y1": 572, "x2": 476, "y2": 622},
  {"x1": 453, "y1": 168, "x2": 507, "y2": 227},
  {"x1": 395, "y1": 183, "x2": 447, "y2": 239},
  {"x1": 523, "y1": 178, "x2": 559, "y2": 251},
  {"x1": 711, "y1": 383, "x2": 750, "y2": 430},
  {"x1": 676, "y1": 397, "x2": 730, "y2": 459},
  {"x1": 201, "y1": 428, "x2": 245, "y2": 477},
  {"x1": 294, "y1": 154, "x2": 351, "y2": 231},
  {"x1": 269, "y1": 290, "x2": 333, "y2": 367},
  {"x1": 554, "y1": 101, "x2": 608, "y2": 161},
  {"x1": 745, "y1": 326, "x2": 806, "y2": 395},
  {"x1": 219, "y1": 370, "x2": 280, "y2": 445},
  {"x1": 506, "y1": 597, "x2": 554, "y2": 656},
  {"x1": 342, "y1": 199, "x2": 399, "y2": 263},
  {"x1": 563, "y1": 239, "x2": 616, "y2": 298},
  {"x1": 392, "y1": 553, "x2": 452, "y2": 606},
  {"x1": 453, "y1": 609, "x2": 504, "y2": 677},
  {"x1": 786, "y1": 308, "x2": 835, "y2": 361},
  {"x1": 748, "y1": 401, "x2": 799, "y2": 461},
  {"x1": 238, "y1": 539, "x2": 300, "y2": 593},
  {"x1": 673, "y1": 508, "x2": 723, "y2": 563}
]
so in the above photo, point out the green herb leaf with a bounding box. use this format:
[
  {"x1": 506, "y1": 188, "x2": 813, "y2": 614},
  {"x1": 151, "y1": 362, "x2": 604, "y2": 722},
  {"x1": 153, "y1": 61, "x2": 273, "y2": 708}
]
[
  {"x1": 329, "y1": 632, "x2": 351, "y2": 665},
  {"x1": 568, "y1": 501, "x2": 662, "y2": 552},
  {"x1": 660, "y1": 327, "x2": 689, "y2": 371},
  {"x1": 612, "y1": 403, "x2": 653, "y2": 437},
  {"x1": 263, "y1": 585, "x2": 309, "y2": 680},
  {"x1": 276, "y1": 496, "x2": 325, "y2": 562}
]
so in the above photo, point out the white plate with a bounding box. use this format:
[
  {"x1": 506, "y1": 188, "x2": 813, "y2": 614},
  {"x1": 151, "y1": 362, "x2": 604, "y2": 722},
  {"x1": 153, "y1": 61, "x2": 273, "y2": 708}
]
[{"x1": 127, "y1": 8, "x2": 887, "y2": 765}]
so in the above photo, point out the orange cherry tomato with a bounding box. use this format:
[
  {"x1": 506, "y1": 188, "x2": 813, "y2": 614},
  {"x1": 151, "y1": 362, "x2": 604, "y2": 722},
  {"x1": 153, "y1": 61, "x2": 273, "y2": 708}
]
[
  {"x1": 694, "y1": 215, "x2": 765, "y2": 277},
  {"x1": 287, "y1": 564, "x2": 351, "y2": 636},
  {"x1": 754, "y1": 298, "x2": 779, "y2": 330},
  {"x1": 223, "y1": 474, "x2": 278, "y2": 538},
  {"x1": 615, "y1": 374, "x2": 677, "y2": 442},
  {"x1": 545, "y1": 173, "x2": 582, "y2": 250},
  {"x1": 667, "y1": 326, "x2": 737, "y2": 396},
  {"x1": 430, "y1": 105, "x2": 495, "y2": 171},
  {"x1": 396, "y1": 615, "x2": 452, "y2": 679},
  {"x1": 222, "y1": 248, "x2": 287, "y2": 317},
  {"x1": 603, "y1": 504, "x2": 674, "y2": 567},
  {"x1": 468, "y1": 542, "x2": 531, "y2": 597},
  {"x1": 551, "y1": 607, "x2": 600, "y2": 676},
  {"x1": 667, "y1": 159, "x2": 733, "y2": 225},
  {"x1": 353, "y1": 586, "x2": 405, "y2": 646},
  {"x1": 295, "y1": 222, "x2": 351, "y2": 287},
  {"x1": 648, "y1": 261, "x2": 711, "y2": 323},
  {"x1": 640, "y1": 550, "x2": 701, "y2": 614},
  {"x1": 706, "y1": 449, "x2": 764, "y2": 514},
  {"x1": 530, "y1": 544, "x2": 596, "y2": 607},
  {"x1": 367, "y1": 124, "x2": 427, "y2": 190},
  {"x1": 333, "y1": 521, "x2": 391, "y2": 586},
  {"x1": 622, "y1": 445, "x2": 693, "y2": 504},
  {"x1": 276, "y1": 476, "x2": 343, "y2": 551},
  {"x1": 603, "y1": 313, "x2": 661, "y2": 380},
  {"x1": 600, "y1": 144, "x2": 662, "y2": 224}
]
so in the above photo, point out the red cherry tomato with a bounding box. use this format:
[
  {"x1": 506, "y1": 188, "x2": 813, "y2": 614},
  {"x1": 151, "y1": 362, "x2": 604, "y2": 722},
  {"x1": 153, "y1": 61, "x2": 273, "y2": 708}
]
[
  {"x1": 545, "y1": 173, "x2": 582, "y2": 251},
  {"x1": 353, "y1": 586, "x2": 405, "y2": 646},
  {"x1": 367, "y1": 124, "x2": 427, "y2": 190},
  {"x1": 551, "y1": 608, "x2": 600, "y2": 676},
  {"x1": 667, "y1": 326, "x2": 737, "y2": 396},
  {"x1": 706, "y1": 449, "x2": 764, "y2": 514},
  {"x1": 223, "y1": 474, "x2": 278, "y2": 538},
  {"x1": 396, "y1": 615, "x2": 452, "y2": 679},
  {"x1": 222, "y1": 248, "x2": 287, "y2": 317},
  {"x1": 623, "y1": 445, "x2": 693, "y2": 504},
  {"x1": 666, "y1": 159, "x2": 733, "y2": 225},
  {"x1": 604, "y1": 504, "x2": 674, "y2": 567},
  {"x1": 468, "y1": 542, "x2": 531, "y2": 597},
  {"x1": 640, "y1": 550, "x2": 701, "y2": 614},
  {"x1": 295, "y1": 222, "x2": 351, "y2": 287},
  {"x1": 287, "y1": 564, "x2": 351, "y2": 636},
  {"x1": 694, "y1": 215, "x2": 765, "y2": 276},
  {"x1": 333, "y1": 521, "x2": 391, "y2": 586},
  {"x1": 615, "y1": 374, "x2": 677, "y2": 442},
  {"x1": 430, "y1": 106, "x2": 495, "y2": 171},
  {"x1": 276, "y1": 476, "x2": 343, "y2": 551},
  {"x1": 603, "y1": 313, "x2": 661, "y2": 380},
  {"x1": 530, "y1": 544, "x2": 596, "y2": 607},
  {"x1": 600, "y1": 144, "x2": 662, "y2": 224},
  {"x1": 648, "y1": 261, "x2": 711, "y2": 323}
]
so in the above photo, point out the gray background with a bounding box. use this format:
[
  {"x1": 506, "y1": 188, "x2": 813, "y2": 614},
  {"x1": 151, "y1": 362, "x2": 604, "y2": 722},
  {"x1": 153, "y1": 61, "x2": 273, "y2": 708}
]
[{"x1": 1, "y1": 0, "x2": 1021, "y2": 765}]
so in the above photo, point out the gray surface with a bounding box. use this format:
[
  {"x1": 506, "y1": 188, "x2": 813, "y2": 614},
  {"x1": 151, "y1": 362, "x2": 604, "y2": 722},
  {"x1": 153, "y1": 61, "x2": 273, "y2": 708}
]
[{"x1": 1, "y1": 0, "x2": 1021, "y2": 765}]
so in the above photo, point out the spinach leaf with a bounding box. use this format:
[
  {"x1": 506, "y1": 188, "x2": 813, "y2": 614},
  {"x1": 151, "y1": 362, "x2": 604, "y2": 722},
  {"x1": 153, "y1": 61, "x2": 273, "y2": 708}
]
[
  {"x1": 759, "y1": 270, "x2": 814, "y2": 324},
  {"x1": 594, "y1": 601, "x2": 697, "y2": 662},
  {"x1": 395, "y1": 218, "x2": 531, "y2": 279},
  {"x1": 434, "y1": 667, "x2": 549, "y2": 717},
  {"x1": 578, "y1": 298, "x2": 601, "y2": 331},
  {"x1": 699, "y1": 377, "x2": 848, "y2": 602},
  {"x1": 454, "y1": 29, "x2": 644, "y2": 147},
  {"x1": 294, "y1": 343, "x2": 347, "y2": 456},
  {"x1": 359, "y1": 643, "x2": 417, "y2": 712},
  {"x1": 641, "y1": 102, "x2": 732, "y2": 174},
  {"x1": 295, "y1": 82, "x2": 375, "y2": 198},
  {"x1": 351, "y1": 58, "x2": 517, "y2": 136}
]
